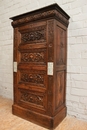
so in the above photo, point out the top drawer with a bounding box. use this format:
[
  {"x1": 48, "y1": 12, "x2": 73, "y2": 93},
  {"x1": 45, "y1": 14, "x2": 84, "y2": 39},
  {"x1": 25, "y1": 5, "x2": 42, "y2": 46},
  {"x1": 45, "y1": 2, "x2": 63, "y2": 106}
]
[{"x1": 18, "y1": 21, "x2": 47, "y2": 45}]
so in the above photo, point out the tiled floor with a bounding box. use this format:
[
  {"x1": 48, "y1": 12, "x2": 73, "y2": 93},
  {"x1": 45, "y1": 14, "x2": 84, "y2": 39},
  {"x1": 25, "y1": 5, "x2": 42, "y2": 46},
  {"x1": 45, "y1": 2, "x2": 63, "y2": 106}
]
[{"x1": 0, "y1": 96, "x2": 87, "y2": 130}]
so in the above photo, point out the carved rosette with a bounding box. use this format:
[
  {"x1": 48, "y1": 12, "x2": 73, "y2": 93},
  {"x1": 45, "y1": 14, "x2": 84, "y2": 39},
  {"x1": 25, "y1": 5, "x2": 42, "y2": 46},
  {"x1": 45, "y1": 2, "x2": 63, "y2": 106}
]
[
  {"x1": 48, "y1": 20, "x2": 54, "y2": 61},
  {"x1": 21, "y1": 52, "x2": 44, "y2": 62},
  {"x1": 21, "y1": 92, "x2": 43, "y2": 106},
  {"x1": 21, "y1": 73, "x2": 44, "y2": 84},
  {"x1": 21, "y1": 25, "x2": 46, "y2": 43}
]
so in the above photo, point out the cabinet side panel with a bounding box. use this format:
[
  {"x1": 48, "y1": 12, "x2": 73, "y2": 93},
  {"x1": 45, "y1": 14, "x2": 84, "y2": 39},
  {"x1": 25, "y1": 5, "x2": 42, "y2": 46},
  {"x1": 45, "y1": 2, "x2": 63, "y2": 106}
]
[
  {"x1": 54, "y1": 21, "x2": 67, "y2": 113},
  {"x1": 55, "y1": 71, "x2": 65, "y2": 110},
  {"x1": 56, "y1": 24, "x2": 66, "y2": 66}
]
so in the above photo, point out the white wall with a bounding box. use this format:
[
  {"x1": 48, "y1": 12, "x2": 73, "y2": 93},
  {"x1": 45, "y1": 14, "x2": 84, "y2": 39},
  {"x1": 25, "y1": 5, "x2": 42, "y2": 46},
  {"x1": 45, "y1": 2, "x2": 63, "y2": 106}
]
[{"x1": 0, "y1": 0, "x2": 87, "y2": 121}]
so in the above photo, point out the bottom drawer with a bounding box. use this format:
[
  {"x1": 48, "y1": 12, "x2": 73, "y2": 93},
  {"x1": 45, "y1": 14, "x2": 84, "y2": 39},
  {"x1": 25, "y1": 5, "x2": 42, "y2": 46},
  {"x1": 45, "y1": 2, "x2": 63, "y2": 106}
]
[{"x1": 17, "y1": 88, "x2": 47, "y2": 114}]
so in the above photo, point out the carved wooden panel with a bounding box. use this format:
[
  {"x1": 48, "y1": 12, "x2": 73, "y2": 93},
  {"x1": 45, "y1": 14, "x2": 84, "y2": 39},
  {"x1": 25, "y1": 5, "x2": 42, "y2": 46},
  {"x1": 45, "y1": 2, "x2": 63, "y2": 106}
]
[
  {"x1": 56, "y1": 26, "x2": 66, "y2": 65},
  {"x1": 21, "y1": 52, "x2": 44, "y2": 62},
  {"x1": 21, "y1": 73, "x2": 44, "y2": 84},
  {"x1": 55, "y1": 71, "x2": 65, "y2": 110},
  {"x1": 20, "y1": 91, "x2": 44, "y2": 106},
  {"x1": 20, "y1": 25, "x2": 46, "y2": 43},
  {"x1": 11, "y1": 3, "x2": 70, "y2": 129},
  {"x1": 21, "y1": 49, "x2": 46, "y2": 63},
  {"x1": 18, "y1": 70, "x2": 47, "y2": 88}
]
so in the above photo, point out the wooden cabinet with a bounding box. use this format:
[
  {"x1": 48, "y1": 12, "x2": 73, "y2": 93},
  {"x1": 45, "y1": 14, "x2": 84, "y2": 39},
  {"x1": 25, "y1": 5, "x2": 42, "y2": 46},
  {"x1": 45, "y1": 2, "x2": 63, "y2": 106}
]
[{"x1": 10, "y1": 3, "x2": 70, "y2": 129}]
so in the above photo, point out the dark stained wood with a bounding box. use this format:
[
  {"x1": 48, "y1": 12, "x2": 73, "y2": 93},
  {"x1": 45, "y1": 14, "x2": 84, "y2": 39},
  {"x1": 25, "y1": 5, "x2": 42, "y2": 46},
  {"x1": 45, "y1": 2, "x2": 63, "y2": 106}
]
[{"x1": 10, "y1": 3, "x2": 70, "y2": 129}]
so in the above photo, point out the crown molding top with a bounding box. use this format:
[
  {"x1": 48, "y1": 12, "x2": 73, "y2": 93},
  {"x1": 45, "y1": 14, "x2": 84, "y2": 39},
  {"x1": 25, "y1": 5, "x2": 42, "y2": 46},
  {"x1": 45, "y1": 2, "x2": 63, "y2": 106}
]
[{"x1": 10, "y1": 3, "x2": 70, "y2": 27}]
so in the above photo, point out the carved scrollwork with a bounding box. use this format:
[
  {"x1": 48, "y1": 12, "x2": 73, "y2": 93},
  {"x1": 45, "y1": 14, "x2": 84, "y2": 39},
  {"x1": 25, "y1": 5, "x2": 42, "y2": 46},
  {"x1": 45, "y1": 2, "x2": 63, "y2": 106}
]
[
  {"x1": 22, "y1": 30, "x2": 45, "y2": 42},
  {"x1": 21, "y1": 73, "x2": 44, "y2": 84},
  {"x1": 21, "y1": 26, "x2": 46, "y2": 43},
  {"x1": 21, "y1": 92, "x2": 43, "y2": 106},
  {"x1": 21, "y1": 52, "x2": 44, "y2": 62}
]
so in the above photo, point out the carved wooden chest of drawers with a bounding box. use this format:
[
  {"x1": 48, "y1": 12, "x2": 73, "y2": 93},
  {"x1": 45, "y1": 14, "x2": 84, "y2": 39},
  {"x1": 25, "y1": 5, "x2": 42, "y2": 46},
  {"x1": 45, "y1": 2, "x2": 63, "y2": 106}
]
[{"x1": 10, "y1": 3, "x2": 70, "y2": 129}]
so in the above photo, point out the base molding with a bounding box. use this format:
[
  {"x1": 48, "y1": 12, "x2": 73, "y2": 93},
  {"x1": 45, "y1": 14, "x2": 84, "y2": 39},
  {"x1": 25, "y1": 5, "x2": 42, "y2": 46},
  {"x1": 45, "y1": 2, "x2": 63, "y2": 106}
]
[{"x1": 12, "y1": 105, "x2": 66, "y2": 129}]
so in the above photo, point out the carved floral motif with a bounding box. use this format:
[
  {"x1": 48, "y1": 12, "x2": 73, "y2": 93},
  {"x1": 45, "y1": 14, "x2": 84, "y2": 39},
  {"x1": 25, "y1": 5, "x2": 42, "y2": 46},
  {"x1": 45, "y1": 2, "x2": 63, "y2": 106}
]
[
  {"x1": 21, "y1": 52, "x2": 44, "y2": 62},
  {"x1": 22, "y1": 30, "x2": 45, "y2": 42},
  {"x1": 21, "y1": 92, "x2": 43, "y2": 106},
  {"x1": 21, "y1": 73, "x2": 44, "y2": 84},
  {"x1": 21, "y1": 26, "x2": 46, "y2": 43}
]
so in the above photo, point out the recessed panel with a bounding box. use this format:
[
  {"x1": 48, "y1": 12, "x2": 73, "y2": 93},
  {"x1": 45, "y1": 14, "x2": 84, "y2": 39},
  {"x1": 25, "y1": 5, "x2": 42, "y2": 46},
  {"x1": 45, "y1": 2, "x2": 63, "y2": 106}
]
[
  {"x1": 20, "y1": 49, "x2": 47, "y2": 64},
  {"x1": 20, "y1": 90, "x2": 44, "y2": 106},
  {"x1": 55, "y1": 71, "x2": 65, "y2": 110},
  {"x1": 20, "y1": 25, "x2": 46, "y2": 44},
  {"x1": 18, "y1": 70, "x2": 47, "y2": 88},
  {"x1": 18, "y1": 89, "x2": 47, "y2": 112},
  {"x1": 56, "y1": 25, "x2": 66, "y2": 65},
  {"x1": 21, "y1": 73, "x2": 44, "y2": 84}
]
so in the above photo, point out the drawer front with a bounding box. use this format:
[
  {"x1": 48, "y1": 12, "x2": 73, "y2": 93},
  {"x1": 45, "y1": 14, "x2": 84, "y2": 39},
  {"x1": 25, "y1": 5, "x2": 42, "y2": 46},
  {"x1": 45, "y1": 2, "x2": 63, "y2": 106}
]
[
  {"x1": 14, "y1": 21, "x2": 48, "y2": 114},
  {"x1": 17, "y1": 89, "x2": 47, "y2": 113}
]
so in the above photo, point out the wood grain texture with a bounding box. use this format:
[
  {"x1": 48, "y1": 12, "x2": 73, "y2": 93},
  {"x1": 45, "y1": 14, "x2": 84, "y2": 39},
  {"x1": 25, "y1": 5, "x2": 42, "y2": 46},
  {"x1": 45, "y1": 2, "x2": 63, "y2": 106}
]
[{"x1": 11, "y1": 3, "x2": 70, "y2": 129}]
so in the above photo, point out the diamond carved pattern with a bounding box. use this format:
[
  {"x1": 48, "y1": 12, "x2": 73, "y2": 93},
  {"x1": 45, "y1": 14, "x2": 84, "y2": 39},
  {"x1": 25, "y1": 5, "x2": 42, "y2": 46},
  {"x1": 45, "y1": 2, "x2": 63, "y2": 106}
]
[
  {"x1": 21, "y1": 73, "x2": 44, "y2": 84},
  {"x1": 21, "y1": 52, "x2": 44, "y2": 62}
]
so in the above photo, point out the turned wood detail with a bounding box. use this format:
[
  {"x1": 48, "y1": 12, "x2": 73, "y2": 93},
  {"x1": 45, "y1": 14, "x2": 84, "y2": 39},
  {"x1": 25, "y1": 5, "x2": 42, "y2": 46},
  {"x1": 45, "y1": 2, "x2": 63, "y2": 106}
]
[{"x1": 21, "y1": 91, "x2": 43, "y2": 106}]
